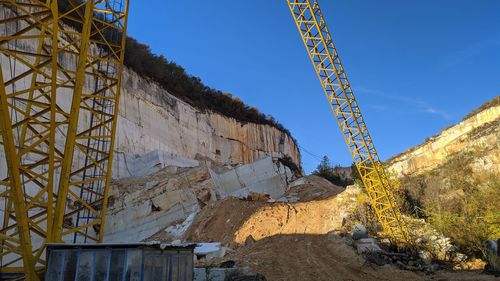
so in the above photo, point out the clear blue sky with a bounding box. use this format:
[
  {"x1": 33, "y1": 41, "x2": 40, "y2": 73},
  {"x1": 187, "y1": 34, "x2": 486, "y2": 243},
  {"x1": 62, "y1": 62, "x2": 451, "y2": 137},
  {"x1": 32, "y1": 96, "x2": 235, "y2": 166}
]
[{"x1": 127, "y1": 1, "x2": 500, "y2": 173}]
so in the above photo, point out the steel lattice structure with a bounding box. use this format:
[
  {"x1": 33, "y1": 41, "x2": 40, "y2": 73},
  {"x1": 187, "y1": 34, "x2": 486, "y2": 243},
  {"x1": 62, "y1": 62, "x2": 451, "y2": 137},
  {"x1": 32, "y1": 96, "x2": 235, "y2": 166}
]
[
  {"x1": 0, "y1": 0, "x2": 129, "y2": 279},
  {"x1": 54, "y1": 0, "x2": 130, "y2": 245},
  {"x1": 286, "y1": 0, "x2": 411, "y2": 244}
]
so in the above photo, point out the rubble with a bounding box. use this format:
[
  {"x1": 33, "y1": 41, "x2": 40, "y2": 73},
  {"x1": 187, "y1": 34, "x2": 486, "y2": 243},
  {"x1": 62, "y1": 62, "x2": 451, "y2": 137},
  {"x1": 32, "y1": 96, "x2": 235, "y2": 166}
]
[
  {"x1": 355, "y1": 238, "x2": 382, "y2": 254},
  {"x1": 194, "y1": 243, "x2": 229, "y2": 261},
  {"x1": 194, "y1": 267, "x2": 266, "y2": 281},
  {"x1": 183, "y1": 176, "x2": 498, "y2": 280},
  {"x1": 408, "y1": 217, "x2": 475, "y2": 266},
  {"x1": 486, "y1": 239, "x2": 500, "y2": 272},
  {"x1": 162, "y1": 212, "x2": 198, "y2": 240},
  {"x1": 352, "y1": 223, "x2": 369, "y2": 240},
  {"x1": 246, "y1": 192, "x2": 271, "y2": 202},
  {"x1": 105, "y1": 164, "x2": 211, "y2": 242},
  {"x1": 106, "y1": 156, "x2": 295, "y2": 243},
  {"x1": 104, "y1": 159, "x2": 497, "y2": 280}
]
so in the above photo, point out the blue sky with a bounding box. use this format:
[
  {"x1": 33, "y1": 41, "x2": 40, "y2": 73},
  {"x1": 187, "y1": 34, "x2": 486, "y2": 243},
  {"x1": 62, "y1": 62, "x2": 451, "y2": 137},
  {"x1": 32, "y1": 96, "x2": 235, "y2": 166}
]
[{"x1": 127, "y1": 1, "x2": 500, "y2": 173}]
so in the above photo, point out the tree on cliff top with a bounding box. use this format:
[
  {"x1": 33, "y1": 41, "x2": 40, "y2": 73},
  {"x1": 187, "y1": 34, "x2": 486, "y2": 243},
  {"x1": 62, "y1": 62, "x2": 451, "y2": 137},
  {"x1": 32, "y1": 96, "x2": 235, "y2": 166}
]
[
  {"x1": 124, "y1": 37, "x2": 293, "y2": 137},
  {"x1": 56, "y1": 2, "x2": 294, "y2": 139},
  {"x1": 313, "y1": 156, "x2": 352, "y2": 187}
]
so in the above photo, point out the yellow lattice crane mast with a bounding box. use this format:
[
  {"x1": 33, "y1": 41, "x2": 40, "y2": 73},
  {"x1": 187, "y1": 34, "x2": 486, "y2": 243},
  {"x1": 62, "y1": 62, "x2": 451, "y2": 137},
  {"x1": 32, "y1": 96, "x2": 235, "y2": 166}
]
[
  {"x1": 0, "y1": 1, "x2": 130, "y2": 279},
  {"x1": 286, "y1": 0, "x2": 411, "y2": 245}
]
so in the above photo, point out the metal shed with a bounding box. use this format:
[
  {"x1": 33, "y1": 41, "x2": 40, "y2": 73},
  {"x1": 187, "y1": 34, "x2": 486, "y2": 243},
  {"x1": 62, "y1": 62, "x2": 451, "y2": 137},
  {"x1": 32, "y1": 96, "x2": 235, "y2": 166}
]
[{"x1": 45, "y1": 243, "x2": 195, "y2": 281}]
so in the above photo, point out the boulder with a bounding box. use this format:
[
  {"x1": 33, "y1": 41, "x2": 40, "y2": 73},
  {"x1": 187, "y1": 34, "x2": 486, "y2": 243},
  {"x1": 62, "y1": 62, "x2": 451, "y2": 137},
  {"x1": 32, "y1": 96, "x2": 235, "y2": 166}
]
[
  {"x1": 352, "y1": 223, "x2": 369, "y2": 240},
  {"x1": 355, "y1": 238, "x2": 382, "y2": 253}
]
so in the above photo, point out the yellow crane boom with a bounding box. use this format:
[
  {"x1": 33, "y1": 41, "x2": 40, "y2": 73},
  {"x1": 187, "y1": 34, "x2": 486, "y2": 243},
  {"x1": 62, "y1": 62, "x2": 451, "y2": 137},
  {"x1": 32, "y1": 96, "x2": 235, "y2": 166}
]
[
  {"x1": 286, "y1": 0, "x2": 411, "y2": 245},
  {"x1": 0, "y1": 0, "x2": 410, "y2": 278}
]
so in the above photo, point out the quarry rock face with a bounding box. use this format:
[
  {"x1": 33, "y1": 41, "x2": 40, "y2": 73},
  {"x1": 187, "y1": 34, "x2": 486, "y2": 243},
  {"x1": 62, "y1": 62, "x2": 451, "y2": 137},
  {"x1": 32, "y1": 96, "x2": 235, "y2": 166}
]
[
  {"x1": 0, "y1": 43, "x2": 301, "y2": 180},
  {"x1": 387, "y1": 102, "x2": 499, "y2": 176},
  {"x1": 0, "y1": 62, "x2": 301, "y2": 180},
  {"x1": 105, "y1": 165, "x2": 212, "y2": 243},
  {"x1": 114, "y1": 69, "x2": 301, "y2": 178},
  {"x1": 105, "y1": 157, "x2": 295, "y2": 243}
]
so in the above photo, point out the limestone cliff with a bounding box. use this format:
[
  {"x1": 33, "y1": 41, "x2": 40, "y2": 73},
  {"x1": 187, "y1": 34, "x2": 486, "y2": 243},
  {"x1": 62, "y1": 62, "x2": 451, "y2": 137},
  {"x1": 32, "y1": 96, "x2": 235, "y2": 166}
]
[
  {"x1": 0, "y1": 14, "x2": 301, "y2": 179},
  {"x1": 387, "y1": 97, "x2": 499, "y2": 176},
  {"x1": 114, "y1": 68, "x2": 301, "y2": 178}
]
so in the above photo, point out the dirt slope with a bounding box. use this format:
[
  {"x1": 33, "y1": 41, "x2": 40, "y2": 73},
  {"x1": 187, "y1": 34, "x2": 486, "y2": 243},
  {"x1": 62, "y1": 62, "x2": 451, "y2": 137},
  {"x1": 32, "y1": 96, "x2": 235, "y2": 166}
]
[
  {"x1": 230, "y1": 233, "x2": 497, "y2": 281},
  {"x1": 185, "y1": 176, "x2": 348, "y2": 247},
  {"x1": 184, "y1": 176, "x2": 498, "y2": 281}
]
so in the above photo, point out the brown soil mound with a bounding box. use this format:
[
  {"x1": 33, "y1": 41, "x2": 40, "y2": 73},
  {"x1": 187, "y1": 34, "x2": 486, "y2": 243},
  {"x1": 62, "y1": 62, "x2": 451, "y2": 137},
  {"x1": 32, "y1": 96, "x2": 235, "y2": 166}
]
[
  {"x1": 231, "y1": 233, "x2": 424, "y2": 281},
  {"x1": 185, "y1": 176, "x2": 350, "y2": 247},
  {"x1": 185, "y1": 198, "x2": 267, "y2": 247},
  {"x1": 283, "y1": 175, "x2": 345, "y2": 201},
  {"x1": 227, "y1": 233, "x2": 497, "y2": 281},
  {"x1": 184, "y1": 176, "x2": 497, "y2": 281}
]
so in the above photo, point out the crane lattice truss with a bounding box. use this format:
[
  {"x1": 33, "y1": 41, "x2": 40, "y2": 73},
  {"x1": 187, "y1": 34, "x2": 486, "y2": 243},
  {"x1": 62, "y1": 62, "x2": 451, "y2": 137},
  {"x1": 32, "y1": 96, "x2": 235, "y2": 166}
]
[
  {"x1": 0, "y1": 0, "x2": 129, "y2": 279},
  {"x1": 286, "y1": 0, "x2": 410, "y2": 244}
]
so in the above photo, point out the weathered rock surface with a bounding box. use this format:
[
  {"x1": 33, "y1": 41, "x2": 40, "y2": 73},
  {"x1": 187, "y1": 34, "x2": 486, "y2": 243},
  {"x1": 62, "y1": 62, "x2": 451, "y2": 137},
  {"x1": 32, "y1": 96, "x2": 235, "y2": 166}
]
[
  {"x1": 105, "y1": 165, "x2": 214, "y2": 243},
  {"x1": 388, "y1": 97, "x2": 499, "y2": 176},
  {"x1": 106, "y1": 157, "x2": 295, "y2": 243},
  {"x1": 115, "y1": 69, "x2": 301, "y2": 178},
  {"x1": 0, "y1": 20, "x2": 301, "y2": 179}
]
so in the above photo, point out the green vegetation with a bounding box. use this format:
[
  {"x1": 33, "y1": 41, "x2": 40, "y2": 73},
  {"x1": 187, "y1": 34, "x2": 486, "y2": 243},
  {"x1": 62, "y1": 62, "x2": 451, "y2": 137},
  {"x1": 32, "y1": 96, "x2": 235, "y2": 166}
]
[
  {"x1": 279, "y1": 154, "x2": 302, "y2": 177},
  {"x1": 350, "y1": 162, "x2": 362, "y2": 184},
  {"x1": 313, "y1": 156, "x2": 353, "y2": 187},
  {"x1": 399, "y1": 151, "x2": 500, "y2": 258}
]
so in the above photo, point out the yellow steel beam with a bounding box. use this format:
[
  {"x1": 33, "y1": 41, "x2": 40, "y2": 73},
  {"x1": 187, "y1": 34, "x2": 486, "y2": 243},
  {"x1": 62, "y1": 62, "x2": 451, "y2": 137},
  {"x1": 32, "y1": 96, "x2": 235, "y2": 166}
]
[
  {"x1": 0, "y1": 66, "x2": 38, "y2": 281},
  {"x1": 52, "y1": 0, "x2": 95, "y2": 241},
  {"x1": 0, "y1": 0, "x2": 130, "y2": 276},
  {"x1": 0, "y1": 1, "x2": 61, "y2": 278},
  {"x1": 286, "y1": 0, "x2": 411, "y2": 245},
  {"x1": 58, "y1": 0, "x2": 130, "y2": 244}
]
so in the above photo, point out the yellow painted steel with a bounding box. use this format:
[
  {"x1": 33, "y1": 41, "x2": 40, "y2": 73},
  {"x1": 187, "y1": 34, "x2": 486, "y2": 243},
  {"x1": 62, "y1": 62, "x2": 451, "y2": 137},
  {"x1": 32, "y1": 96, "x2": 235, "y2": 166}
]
[
  {"x1": 0, "y1": 1, "x2": 60, "y2": 279},
  {"x1": 286, "y1": 0, "x2": 411, "y2": 245},
  {"x1": 0, "y1": 0, "x2": 130, "y2": 277},
  {"x1": 53, "y1": 0, "x2": 130, "y2": 244},
  {"x1": 0, "y1": 68, "x2": 38, "y2": 281},
  {"x1": 52, "y1": 0, "x2": 95, "y2": 242}
]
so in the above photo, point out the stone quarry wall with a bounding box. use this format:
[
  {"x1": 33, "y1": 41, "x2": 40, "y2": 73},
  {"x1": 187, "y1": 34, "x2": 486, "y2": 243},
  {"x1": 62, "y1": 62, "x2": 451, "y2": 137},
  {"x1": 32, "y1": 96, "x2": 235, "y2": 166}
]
[
  {"x1": 105, "y1": 157, "x2": 293, "y2": 243},
  {"x1": 115, "y1": 68, "x2": 301, "y2": 178},
  {"x1": 0, "y1": 41, "x2": 301, "y2": 180},
  {"x1": 387, "y1": 102, "x2": 500, "y2": 175},
  {"x1": 0, "y1": 9, "x2": 301, "y2": 255},
  {"x1": 210, "y1": 157, "x2": 292, "y2": 199}
]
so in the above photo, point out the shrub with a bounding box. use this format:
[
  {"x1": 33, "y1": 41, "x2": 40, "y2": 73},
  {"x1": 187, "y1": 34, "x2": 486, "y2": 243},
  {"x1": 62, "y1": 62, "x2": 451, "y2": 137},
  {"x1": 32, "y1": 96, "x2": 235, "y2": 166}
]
[
  {"x1": 279, "y1": 154, "x2": 302, "y2": 177},
  {"x1": 57, "y1": 1, "x2": 295, "y2": 140},
  {"x1": 399, "y1": 152, "x2": 500, "y2": 258},
  {"x1": 350, "y1": 162, "x2": 362, "y2": 185},
  {"x1": 313, "y1": 156, "x2": 353, "y2": 187}
]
